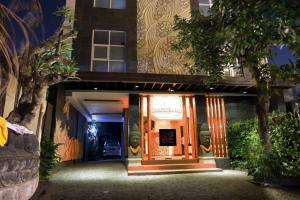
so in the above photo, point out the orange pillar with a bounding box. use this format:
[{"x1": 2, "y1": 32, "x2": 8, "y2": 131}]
[
  {"x1": 216, "y1": 97, "x2": 224, "y2": 157},
  {"x1": 213, "y1": 96, "x2": 222, "y2": 157},
  {"x1": 206, "y1": 96, "x2": 215, "y2": 155},
  {"x1": 182, "y1": 96, "x2": 189, "y2": 159},
  {"x1": 140, "y1": 96, "x2": 145, "y2": 160},
  {"x1": 210, "y1": 96, "x2": 218, "y2": 156},
  {"x1": 192, "y1": 97, "x2": 198, "y2": 158},
  {"x1": 221, "y1": 97, "x2": 228, "y2": 157},
  {"x1": 189, "y1": 97, "x2": 196, "y2": 159},
  {"x1": 147, "y1": 95, "x2": 151, "y2": 160}
]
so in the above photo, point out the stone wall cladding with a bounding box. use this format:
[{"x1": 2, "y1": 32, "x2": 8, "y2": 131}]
[
  {"x1": 137, "y1": 0, "x2": 192, "y2": 74},
  {"x1": 53, "y1": 85, "x2": 86, "y2": 161},
  {"x1": 0, "y1": 130, "x2": 39, "y2": 199},
  {"x1": 0, "y1": 177, "x2": 39, "y2": 200},
  {"x1": 0, "y1": 131, "x2": 39, "y2": 188}
]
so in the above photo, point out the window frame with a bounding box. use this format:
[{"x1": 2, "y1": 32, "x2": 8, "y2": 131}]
[
  {"x1": 198, "y1": 0, "x2": 213, "y2": 16},
  {"x1": 198, "y1": 0, "x2": 213, "y2": 7},
  {"x1": 93, "y1": 0, "x2": 126, "y2": 9},
  {"x1": 91, "y1": 29, "x2": 126, "y2": 72}
]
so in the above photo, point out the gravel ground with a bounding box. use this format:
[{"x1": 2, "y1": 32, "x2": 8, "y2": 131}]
[{"x1": 33, "y1": 162, "x2": 300, "y2": 200}]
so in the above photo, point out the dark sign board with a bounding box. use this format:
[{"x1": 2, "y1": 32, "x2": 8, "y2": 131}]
[{"x1": 159, "y1": 129, "x2": 176, "y2": 146}]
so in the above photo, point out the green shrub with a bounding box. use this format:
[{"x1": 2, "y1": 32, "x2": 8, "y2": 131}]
[
  {"x1": 227, "y1": 119, "x2": 259, "y2": 169},
  {"x1": 227, "y1": 113, "x2": 300, "y2": 180},
  {"x1": 269, "y1": 113, "x2": 300, "y2": 177},
  {"x1": 39, "y1": 138, "x2": 61, "y2": 181}
]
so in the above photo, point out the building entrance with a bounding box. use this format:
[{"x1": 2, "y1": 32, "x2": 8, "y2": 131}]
[{"x1": 140, "y1": 95, "x2": 198, "y2": 161}]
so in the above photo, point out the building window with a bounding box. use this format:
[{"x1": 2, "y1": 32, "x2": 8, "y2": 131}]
[
  {"x1": 91, "y1": 30, "x2": 126, "y2": 72},
  {"x1": 223, "y1": 59, "x2": 244, "y2": 77},
  {"x1": 198, "y1": 0, "x2": 213, "y2": 16},
  {"x1": 94, "y1": 0, "x2": 126, "y2": 9}
]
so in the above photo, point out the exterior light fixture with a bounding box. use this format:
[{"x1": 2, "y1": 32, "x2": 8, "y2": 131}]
[
  {"x1": 135, "y1": 85, "x2": 139, "y2": 89},
  {"x1": 243, "y1": 91, "x2": 247, "y2": 94},
  {"x1": 150, "y1": 96, "x2": 183, "y2": 119},
  {"x1": 87, "y1": 121, "x2": 98, "y2": 144},
  {"x1": 94, "y1": 87, "x2": 98, "y2": 90},
  {"x1": 168, "y1": 88, "x2": 175, "y2": 92},
  {"x1": 209, "y1": 87, "x2": 214, "y2": 90}
]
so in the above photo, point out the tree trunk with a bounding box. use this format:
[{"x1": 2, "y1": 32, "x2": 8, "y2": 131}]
[
  {"x1": 247, "y1": 63, "x2": 273, "y2": 153},
  {"x1": 256, "y1": 82, "x2": 272, "y2": 153},
  {"x1": 6, "y1": 77, "x2": 48, "y2": 127},
  {"x1": 0, "y1": 64, "x2": 10, "y2": 101}
]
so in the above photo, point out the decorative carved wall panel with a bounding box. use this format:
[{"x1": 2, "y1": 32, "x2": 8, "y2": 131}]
[
  {"x1": 54, "y1": 127, "x2": 83, "y2": 162},
  {"x1": 137, "y1": 0, "x2": 191, "y2": 74},
  {"x1": 54, "y1": 95, "x2": 84, "y2": 162}
]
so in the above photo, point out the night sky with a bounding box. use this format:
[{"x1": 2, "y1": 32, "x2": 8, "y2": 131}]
[{"x1": 0, "y1": 0, "x2": 66, "y2": 43}]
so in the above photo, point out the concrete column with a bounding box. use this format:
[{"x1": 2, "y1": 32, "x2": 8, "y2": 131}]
[
  {"x1": 283, "y1": 88, "x2": 296, "y2": 113},
  {"x1": 128, "y1": 94, "x2": 141, "y2": 158},
  {"x1": 195, "y1": 95, "x2": 207, "y2": 156}
]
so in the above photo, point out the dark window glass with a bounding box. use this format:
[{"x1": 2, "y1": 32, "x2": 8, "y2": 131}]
[
  {"x1": 111, "y1": 0, "x2": 126, "y2": 9},
  {"x1": 94, "y1": 46, "x2": 108, "y2": 59},
  {"x1": 110, "y1": 61, "x2": 125, "y2": 72},
  {"x1": 93, "y1": 61, "x2": 108, "y2": 72},
  {"x1": 94, "y1": 31, "x2": 109, "y2": 44},
  {"x1": 95, "y1": 0, "x2": 110, "y2": 8},
  {"x1": 110, "y1": 32, "x2": 126, "y2": 45},
  {"x1": 110, "y1": 46, "x2": 125, "y2": 60}
]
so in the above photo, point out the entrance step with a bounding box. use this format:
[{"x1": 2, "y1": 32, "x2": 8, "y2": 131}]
[
  {"x1": 141, "y1": 159, "x2": 198, "y2": 165},
  {"x1": 128, "y1": 163, "x2": 221, "y2": 175},
  {"x1": 128, "y1": 167, "x2": 222, "y2": 176}
]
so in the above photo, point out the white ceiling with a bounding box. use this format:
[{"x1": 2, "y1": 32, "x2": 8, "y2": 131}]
[{"x1": 66, "y1": 91, "x2": 129, "y2": 122}]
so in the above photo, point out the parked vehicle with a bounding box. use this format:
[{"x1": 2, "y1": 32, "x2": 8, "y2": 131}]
[{"x1": 103, "y1": 140, "x2": 121, "y2": 158}]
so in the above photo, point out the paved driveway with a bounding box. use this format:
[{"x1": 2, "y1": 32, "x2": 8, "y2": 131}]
[{"x1": 33, "y1": 162, "x2": 300, "y2": 200}]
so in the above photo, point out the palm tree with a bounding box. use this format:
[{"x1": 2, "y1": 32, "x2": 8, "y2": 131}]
[{"x1": 0, "y1": 1, "x2": 77, "y2": 127}]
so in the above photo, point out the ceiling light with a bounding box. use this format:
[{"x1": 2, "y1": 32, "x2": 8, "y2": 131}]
[
  {"x1": 94, "y1": 87, "x2": 98, "y2": 90},
  {"x1": 135, "y1": 85, "x2": 139, "y2": 88},
  {"x1": 168, "y1": 87, "x2": 175, "y2": 92}
]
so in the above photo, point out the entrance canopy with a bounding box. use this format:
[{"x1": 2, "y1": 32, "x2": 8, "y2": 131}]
[
  {"x1": 66, "y1": 91, "x2": 129, "y2": 122},
  {"x1": 64, "y1": 71, "x2": 258, "y2": 94}
]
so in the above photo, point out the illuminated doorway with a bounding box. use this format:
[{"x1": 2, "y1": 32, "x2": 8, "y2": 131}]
[{"x1": 140, "y1": 95, "x2": 197, "y2": 161}]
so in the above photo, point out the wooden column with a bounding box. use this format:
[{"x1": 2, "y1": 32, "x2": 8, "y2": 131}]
[
  {"x1": 192, "y1": 97, "x2": 198, "y2": 158},
  {"x1": 206, "y1": 96, "x2": 215, "y2": 155},
  {"x1": 209, "y1": 96, "x2": 218, "y2": 156},
  {"x1": 189, "y1": 97, "x2": 196, "y2": 159},
  {"x1": 213, "y1": 96, "x2": 222, "y2": 157},
  {"x1": 147, "y1": 95, "x2": 151, "y2": 160},
  {"x1": 221, "y1": 97, "x2": 228, "y2": 157},
  {"x1": 140, "y1": 96, "x2": 145, "y2": 160},
  {"x1": 182, "y1": 96, "x2": 189, "y2": 160},
  {"x1": 215, "y1": 97, "x2": 224, "y2": 157}
]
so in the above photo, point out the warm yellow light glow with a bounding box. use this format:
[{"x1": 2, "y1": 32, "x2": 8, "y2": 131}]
[{"x1": 149, "y1": 96, "x2": 183, "y2": 119}]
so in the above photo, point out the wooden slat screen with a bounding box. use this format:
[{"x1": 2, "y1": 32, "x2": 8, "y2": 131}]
[{"x1": 206, "y1": 96, "x2": 228, "y2": 157}]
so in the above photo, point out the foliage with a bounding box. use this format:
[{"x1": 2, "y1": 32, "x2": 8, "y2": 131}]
[
  {"x1": 0, "y1": 1, "x2": 78, "y2": 126},
  {"x1": 173, "y1": 0, "x2": 300, "y2": 153},
  {"x1": 173, "y1": 14, "x2": 232, "y2": 83},
  {"x1": 269, "y1": 113, "x2": 300, "y2": 177},
  {"x1": 173, "y1": 0, "x2": 300, "y2": 83},
  {"x1": 227, "y1": 119, "x2": 259, "y2": 169},
  {"x1": 227, "y1": 113, "x2": 300, "y2": 180},
  {"x1": 39, "y1": 137, "x2": 61, "y2": 181}
]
